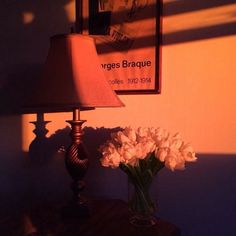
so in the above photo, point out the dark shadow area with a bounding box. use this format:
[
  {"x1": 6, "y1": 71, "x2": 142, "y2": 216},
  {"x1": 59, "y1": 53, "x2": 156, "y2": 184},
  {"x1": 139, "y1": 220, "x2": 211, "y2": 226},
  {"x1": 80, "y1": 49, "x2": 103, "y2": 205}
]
[
  {"x1": 0, "y1": 0, "x2": 76, "y2": 231},
  {"x1": 163, "y1": 21, "x2": 236, "y2": 45},
  {"x1": 163, "y1": 0, "x2": 236, "y2": 16},
  {"x1": 25, "y1": 121, "x2": 236, "y2": 236},
  {"x1": 19, "y1": 125, "x2": 127, "y2": 210},
  {"x1": 0, "y1": 124, "x2": 130, "y2": 236},
  {"x1": 0, "y1": 64, "x2": 42, "y2": 115},
  {"x1": 95, "y1": 34, "x2": 157, "y2": 53},
  {"x1": 28, "y1": 113, "x2": 57, "y2": 165},
  {"x1": 1, "y1": 114, "x2": 236, "y2": 236},
  {"x1": 157, "y1": 153, "x2": 236, "y2": 236},
  {"x1": 82, "y1": 126, "x2": 128, "y2": 200},
  {"x1": 28, "y1": 124, "x2": 127, "y2": 201},
  {"x1": 0, "y1": 0, "x2": 74, "y2": 115}
]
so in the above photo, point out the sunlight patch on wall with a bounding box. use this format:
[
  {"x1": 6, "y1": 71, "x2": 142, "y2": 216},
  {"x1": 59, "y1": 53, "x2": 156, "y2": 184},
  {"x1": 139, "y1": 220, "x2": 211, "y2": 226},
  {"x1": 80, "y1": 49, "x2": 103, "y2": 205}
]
[
  {"x1": 21, "y1": 112, "x2": 72, "y2": 152},
  {"x1": 22, "y1": 114, "x2": 36, "y2": 152},
  {"x1": 161, "y1": 35, "x2": 236, "y2": 153},
  {"x1": 64, "y1": 0, "x2": 75, "y2": 23},
  {"x1": 22, "y1": 11, "x2": 35, "y2": 24},
  {"x1": 44, "y1": 112, "x2": 71, "y2": 137},
  {"x1": 163, "y1": 3, "x2": 236, "y2": 34}
]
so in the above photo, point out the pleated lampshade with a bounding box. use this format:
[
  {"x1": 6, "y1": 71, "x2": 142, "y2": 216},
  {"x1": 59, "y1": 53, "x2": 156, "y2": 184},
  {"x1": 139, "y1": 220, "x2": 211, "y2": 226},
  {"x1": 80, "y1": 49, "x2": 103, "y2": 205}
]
[{"x1": 23, "y1": 34, "x2": 124, "y2": 113}]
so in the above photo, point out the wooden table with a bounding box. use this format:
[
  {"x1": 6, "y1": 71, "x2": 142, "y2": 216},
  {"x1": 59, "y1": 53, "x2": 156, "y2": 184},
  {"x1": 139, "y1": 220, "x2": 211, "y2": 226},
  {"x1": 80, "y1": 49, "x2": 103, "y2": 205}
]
[{"x1": 2, "y1": 199, "x2": 181, "y2": 236}]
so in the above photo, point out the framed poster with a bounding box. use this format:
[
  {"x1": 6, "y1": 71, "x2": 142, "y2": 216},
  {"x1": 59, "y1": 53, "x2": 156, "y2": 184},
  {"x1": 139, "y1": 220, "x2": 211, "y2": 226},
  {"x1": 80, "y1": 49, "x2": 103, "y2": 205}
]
[{"x1": 87, "y1": 0, "x2": 161, "y2": 94}]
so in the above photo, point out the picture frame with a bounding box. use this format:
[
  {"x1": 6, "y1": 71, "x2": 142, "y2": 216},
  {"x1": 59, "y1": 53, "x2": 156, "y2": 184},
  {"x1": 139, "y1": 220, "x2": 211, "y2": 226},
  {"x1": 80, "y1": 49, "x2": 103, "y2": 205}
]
[{"x1": 85, "y1": 0, "x2": 161, "y2": 94}]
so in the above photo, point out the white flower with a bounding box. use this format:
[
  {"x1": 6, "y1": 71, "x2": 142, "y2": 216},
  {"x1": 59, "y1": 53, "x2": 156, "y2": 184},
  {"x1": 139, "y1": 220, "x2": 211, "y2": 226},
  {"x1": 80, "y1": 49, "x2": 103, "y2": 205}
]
[
  {"x1": 99, "y1": 142, "x2": 121, "y2": 168},
  {"x1": 137, "y1": 127, "x2": 150, "y2": 138},
  {"x1": 165, "y1": 151, "x2": 185, "y2": 171},
  {"x1": 112, "y1": 131, "x2": 130, "y2": 144},
  {"x1": 154, "y1": 132, "x2": 197, "y2": 171},
  {"x1": 155, "y1": 148, "x2": 168, "y2": 162},
  {"x1": 119, "y1": 143, "x2": 138, "y2": 166},
  {"x1": 180, "y1": 143, "x2": 197, "y2": 162},
  {"x1": 135, "y1": 143, "x2": 149, "y2": 159},
  {"x1": 170, "y1": 133, "x2": 183, "y2": 150},
  {"x1": 99, "y1": 127, "x2": 197, "y2": 171},
  {"x1": 151, "y1": 127, "x2": 169, "y2": 145},
  {"x1": 123, "y1": 127, "x2": 137, "y2": 143}
]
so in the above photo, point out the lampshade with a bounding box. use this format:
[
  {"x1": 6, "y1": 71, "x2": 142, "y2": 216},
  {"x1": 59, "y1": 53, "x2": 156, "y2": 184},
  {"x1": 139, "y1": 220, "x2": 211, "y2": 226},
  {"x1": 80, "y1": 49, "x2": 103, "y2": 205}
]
[{"x1": 23, "y1": 34, "x2": 124, "y2": 113}]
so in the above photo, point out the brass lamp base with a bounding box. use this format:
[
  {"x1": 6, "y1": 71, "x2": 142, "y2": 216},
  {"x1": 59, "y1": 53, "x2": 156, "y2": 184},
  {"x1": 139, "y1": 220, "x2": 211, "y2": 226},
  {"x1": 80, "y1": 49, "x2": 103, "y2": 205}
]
[{"x1": 63, "y1": 108, "x2": 90, "y2": 218}]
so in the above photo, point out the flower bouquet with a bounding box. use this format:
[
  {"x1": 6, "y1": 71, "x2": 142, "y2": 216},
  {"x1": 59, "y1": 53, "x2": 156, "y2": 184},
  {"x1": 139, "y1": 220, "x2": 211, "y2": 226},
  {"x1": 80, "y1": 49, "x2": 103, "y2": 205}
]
[{"x1": 99, "y1": 127, "x2": 197, "y2": 227}]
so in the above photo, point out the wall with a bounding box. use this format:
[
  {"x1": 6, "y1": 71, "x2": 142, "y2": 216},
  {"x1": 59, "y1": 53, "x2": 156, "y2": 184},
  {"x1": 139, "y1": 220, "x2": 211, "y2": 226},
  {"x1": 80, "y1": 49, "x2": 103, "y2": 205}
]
[{"x1": 0, "y1": 1, "x2": 236, "y2": 235}]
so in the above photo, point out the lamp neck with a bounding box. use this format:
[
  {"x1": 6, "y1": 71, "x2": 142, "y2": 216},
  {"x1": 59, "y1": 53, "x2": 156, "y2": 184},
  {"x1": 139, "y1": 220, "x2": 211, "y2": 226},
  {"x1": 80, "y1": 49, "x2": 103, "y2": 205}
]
[
  {"x1": 73, "y1": 108, "x2": 80, "y2": 121},
  {"x1": 66, "y1": 108, "x2": 86, "y2": 144}
]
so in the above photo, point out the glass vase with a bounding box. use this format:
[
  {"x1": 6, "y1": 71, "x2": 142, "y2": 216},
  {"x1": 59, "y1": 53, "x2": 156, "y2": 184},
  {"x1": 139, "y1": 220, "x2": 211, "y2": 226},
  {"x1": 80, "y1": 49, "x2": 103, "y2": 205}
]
[{"x1": 128, "y1": 179, "x2": 157, "y2": 227}]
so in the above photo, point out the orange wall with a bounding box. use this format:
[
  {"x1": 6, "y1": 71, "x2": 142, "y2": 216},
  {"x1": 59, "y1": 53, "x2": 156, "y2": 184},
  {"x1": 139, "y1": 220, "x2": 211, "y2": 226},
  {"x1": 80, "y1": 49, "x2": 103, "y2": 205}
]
[
  {"x1": 23, "y1": 1, "x2": 236, "y2": 154},
  {"x1": 1, "y1": 0, "x2": 235, "y2": 154}
]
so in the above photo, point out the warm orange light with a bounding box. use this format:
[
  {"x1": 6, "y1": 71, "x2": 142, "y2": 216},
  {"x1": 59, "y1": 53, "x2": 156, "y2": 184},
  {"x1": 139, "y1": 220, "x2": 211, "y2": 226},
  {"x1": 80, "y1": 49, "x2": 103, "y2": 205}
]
[
  {"x1": 64, "y1": 1, "x2": 75, "y2": 23},
  {"x1": 21, "y1": 2, "x2": 236, "y2": 155},
  {"x1": 22, "y1": 114, "x2": 36, "y2": 152},
  {"x1": 22, "y1": 11, "x2": 35, "y2": 24},
  {"x1": 163, "y1": 3, "x2": 236, "y2": 34}
]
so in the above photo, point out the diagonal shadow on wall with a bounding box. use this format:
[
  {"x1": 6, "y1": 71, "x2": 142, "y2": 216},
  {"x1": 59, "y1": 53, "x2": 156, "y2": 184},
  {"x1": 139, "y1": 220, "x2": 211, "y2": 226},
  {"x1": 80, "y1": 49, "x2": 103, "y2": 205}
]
[{"x1": 85, "y1": 0, "x2": 236, "y2": 51}]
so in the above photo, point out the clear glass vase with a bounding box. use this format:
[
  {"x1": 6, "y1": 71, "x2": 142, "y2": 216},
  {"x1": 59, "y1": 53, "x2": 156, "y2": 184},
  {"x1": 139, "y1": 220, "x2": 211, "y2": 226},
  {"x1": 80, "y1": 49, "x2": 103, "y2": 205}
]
[{"x1": 128, "y1": 179, "x2": 157, "y2": 227}]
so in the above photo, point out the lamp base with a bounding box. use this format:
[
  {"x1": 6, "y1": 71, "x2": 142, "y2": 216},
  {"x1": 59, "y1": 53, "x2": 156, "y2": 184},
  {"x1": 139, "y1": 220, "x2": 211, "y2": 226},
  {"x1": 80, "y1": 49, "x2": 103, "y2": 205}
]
[
  {"x1": 63, "y1": 108, "x2": 91, "y2": 218},
  {"x1": 62, "y1": 197, "x2": 91, "y2": 219},
  {"x1": 62, "y1": 179, "x2": 91, "y2": 218}
]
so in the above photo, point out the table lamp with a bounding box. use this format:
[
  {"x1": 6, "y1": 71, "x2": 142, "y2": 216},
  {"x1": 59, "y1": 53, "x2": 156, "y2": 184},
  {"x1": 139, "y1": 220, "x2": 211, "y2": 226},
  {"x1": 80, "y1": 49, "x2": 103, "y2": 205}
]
[{"x1": 23, "y1": 33, "x2": 124, "y2": 216}]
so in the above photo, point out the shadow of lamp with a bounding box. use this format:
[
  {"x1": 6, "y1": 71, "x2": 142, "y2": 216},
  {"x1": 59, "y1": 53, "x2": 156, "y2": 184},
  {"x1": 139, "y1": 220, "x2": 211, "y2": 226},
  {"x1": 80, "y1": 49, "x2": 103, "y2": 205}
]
[
  {"x1": 23, "y1": 33, "x2": 124, "y2": 217},
  {"x1": 29, "y1": 112, "x2": 51, "y2": 164}
]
